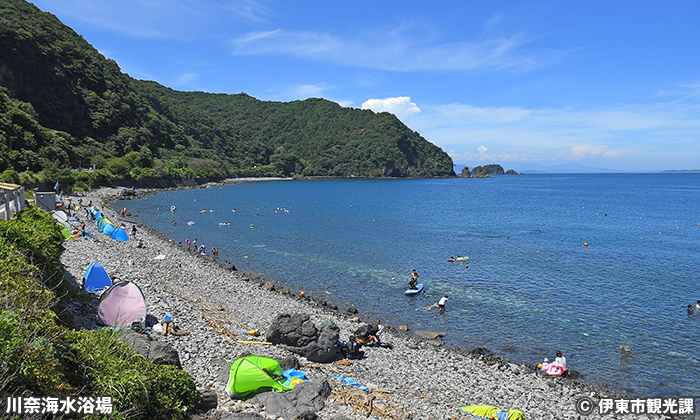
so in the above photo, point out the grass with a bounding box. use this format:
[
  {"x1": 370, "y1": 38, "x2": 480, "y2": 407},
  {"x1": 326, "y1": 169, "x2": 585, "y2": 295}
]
[{"x1": 0, "y1": 205, "x2": 200, "y2": 419}]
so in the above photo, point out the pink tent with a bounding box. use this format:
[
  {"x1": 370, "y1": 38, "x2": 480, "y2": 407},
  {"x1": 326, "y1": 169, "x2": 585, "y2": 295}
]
[{"x1": 97, "y1": 281, "x2": 147, "y2": 327}]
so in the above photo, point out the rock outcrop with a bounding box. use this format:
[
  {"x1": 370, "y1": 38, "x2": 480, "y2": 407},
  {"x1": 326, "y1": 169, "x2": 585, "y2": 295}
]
[{"x1": 267, "y1": 313, "x2": 339, "y2": 363}]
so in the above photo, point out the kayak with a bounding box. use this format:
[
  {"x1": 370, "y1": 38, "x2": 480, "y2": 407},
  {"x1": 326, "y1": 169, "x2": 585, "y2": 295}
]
[{"x1": 405, "y1": 284, "x2": 424, "y2": 295}]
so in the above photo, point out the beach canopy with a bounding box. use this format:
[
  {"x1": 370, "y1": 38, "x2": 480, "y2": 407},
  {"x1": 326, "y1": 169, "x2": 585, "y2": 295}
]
[
  {"x1": 83, "y1": 262, "x2": 112, "y2": 293},
  {"x1": 98, "y1": 281, "x2": 147, "y2": 327},
  {"x1": 111, "y1": 227, "x2": 129, "y2": 241},
  {"x1": 103, "y1": 223, "x2": 116, "y2": 236},
  {"x1": 226, "y1": 355, "x2": 290, "y2": 399},
  {"x1": 458, "y1": 405, "x2": 525, "y2": 420}
]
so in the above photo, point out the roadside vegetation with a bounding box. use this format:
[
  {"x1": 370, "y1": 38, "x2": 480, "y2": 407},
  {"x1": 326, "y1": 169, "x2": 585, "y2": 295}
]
[{"x1": 0, "y1": 205, "x2": 200, "y2": 418}]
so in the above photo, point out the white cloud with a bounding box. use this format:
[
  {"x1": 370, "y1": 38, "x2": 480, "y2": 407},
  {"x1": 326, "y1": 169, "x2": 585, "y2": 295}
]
[
  {"x1": 569, "y1": 145, "x2": 610, "y2": 160},
  {"x1": 174, "y1": 72, "x2": 198, "y2": 85},
  {"x1": 362, "y1": 97, "x2": 421, "y2": 121},
  {"x1": 230, "y1": 25, "x2": 565, "y2": 72},
  {"x1": 408, "y1": 98, "x2": 700, "y2": 171},
  {"x1": 291, "y1": 84, "x2": 327, "y2": 99},
  {"x1": 33, "y1": 0, "x2": 270, "y2": 39}
]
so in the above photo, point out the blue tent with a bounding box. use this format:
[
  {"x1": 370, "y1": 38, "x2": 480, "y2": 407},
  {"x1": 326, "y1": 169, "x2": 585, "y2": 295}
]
[
  {"x1": 98, "y1": 219, "x2": 111, "y2": 233},
  {"x1": 83, "y1": 262, "x2": 112, "y2": 293},
  {"x1": 94, "y1": 211, "x2": 103, "y2": 224},
  {"x1": 111, "y1": 227, "x2": 129, "y2": 242},
  {"x1": 103, "y1": 223, "x2": 116, "y2": 236}
]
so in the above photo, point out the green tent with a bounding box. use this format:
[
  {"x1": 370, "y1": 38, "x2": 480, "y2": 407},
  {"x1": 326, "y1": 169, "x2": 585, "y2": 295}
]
[
  {"x1": 226, "y1": 355, "x2": 290, "y2": 399},
  {"x1": 61, "y1": 227, "x2": 72, "y2": 240}
]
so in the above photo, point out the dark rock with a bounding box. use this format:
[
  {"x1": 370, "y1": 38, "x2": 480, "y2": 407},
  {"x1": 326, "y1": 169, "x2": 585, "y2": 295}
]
[
  {"x1": 468, "y1": 347, "x2": 491, "y2": 357},
  {"x1": 267, "y1": 314, "x2": 339, "y2": 363},
  {"x1": 279, "y1": 355, "x2": 302, "y2": 371},
  {"x1": 328, "y1": 303, "x2": 338, "y2": 311},
  {"x1": 118, "y1": 330, "x2": 181, "y2": 368},
  {"x1": 461, "y1": 167, "x2": 472, "y2": 178},
  {"x1": 251, "y1": 378, "x2": 331, "y2": 419},
  {"x1": 194, "y1": 390, "x2": 218, "y2": 412},
  {"x1": 293, "y1": 412, "x2": 318, "y2": 420},
  {"x1": 346, "y1": 307, "x2": 358, "y2": 314}
]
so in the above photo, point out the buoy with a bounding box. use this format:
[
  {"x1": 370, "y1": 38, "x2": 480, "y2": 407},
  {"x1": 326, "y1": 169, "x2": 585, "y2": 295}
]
[
  {"x1": 465, "y1": 264, "x2": 469, "y2": 269},
  {"x1": 300, "y1": 291, "x2": 305, "y2": 296},
  {"x1": 391, "y1": 277, "x2": 395, "y2": 281},
  {"x1": 584, "y1": 243, "x2": 588, "y2": 247},
  {"x1": 537, "y1": 251, "x2": 540, "y2": 253}
]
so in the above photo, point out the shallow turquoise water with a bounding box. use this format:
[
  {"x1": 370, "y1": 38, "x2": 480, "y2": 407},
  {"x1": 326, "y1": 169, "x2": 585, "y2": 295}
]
[{"x1": 116, "y1": 173, "x2": 700, "y2": 397}]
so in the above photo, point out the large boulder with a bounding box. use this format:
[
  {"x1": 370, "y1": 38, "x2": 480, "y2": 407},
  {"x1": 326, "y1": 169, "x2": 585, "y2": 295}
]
[
  {"x1": 267, "y1": 314, "x2": 339, "y2": 363},
  {"x1": 250, "y1": 378, "x2": 331, "y2": 419},
  {"x1": 118, "y1": 330, "x2": 181, "y2": 368}
]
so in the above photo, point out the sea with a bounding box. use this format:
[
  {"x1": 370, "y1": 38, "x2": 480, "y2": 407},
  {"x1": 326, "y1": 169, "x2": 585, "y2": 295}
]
[{"x1": 115, "y1": 173, "x2": 700, "y2": 398}]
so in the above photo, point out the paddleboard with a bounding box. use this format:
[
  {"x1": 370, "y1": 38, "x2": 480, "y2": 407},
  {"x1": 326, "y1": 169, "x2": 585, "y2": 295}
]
[{"x1": 405, "y1": 284, "x2": 424, "y2": 295}]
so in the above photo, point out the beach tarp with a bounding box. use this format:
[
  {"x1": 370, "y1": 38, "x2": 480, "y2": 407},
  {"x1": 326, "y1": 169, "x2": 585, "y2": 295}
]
[
  {"x1": 98, "y1": 281, "x2": 147, "y2": 327},
  {"x1": 61, "y1": 227, "x2": 72, "y2": 240},
  {"x1": 83, "y1": 262, "x2": 112, "y2": 293},
  {"x1": 226, "y1": 355, "x2": 290, "y2": 399},
  {"x1": 111, "y1": 227, "x2": 129, "y2": 241},
  {"x1": 103, "y1": 223, "x2": 116, "y2": 236},
  {"x1": 458, "y1": 405, "x2": 525, "y2": 420}
]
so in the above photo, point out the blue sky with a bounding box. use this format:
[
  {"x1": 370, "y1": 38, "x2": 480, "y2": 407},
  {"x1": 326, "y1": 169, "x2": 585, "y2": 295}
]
[{"x1": 31, "y1": 0, "x2": 700, "y2": 172}]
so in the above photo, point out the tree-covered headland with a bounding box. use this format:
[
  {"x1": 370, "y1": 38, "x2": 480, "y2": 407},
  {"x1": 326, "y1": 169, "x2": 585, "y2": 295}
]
[{"x1": 0, "y1": 0, "x2": 455, "y2": 191}]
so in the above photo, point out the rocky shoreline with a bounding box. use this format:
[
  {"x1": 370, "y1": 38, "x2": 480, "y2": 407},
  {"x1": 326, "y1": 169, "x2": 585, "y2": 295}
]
[{"x1": 57, "y1": 184, "x2": 668, "y2": 419}]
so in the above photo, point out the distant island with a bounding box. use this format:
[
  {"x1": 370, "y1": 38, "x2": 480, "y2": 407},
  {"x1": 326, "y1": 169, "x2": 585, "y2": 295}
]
[
  {"x1": 460, "y1": 164, "x2": 519, "y2": 178},
  {"x1": 661, "y1": 169, "x2": 700, "y2": 173}
]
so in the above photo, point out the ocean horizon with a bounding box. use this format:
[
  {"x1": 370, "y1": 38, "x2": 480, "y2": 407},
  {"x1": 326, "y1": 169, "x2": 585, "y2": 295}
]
[{"x1": 115, "y1": 173, "x2": 700, "y2": 398}]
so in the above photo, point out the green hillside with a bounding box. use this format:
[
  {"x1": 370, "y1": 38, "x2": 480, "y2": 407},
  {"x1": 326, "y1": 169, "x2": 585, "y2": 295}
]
[{"x1": 0, "y1": 0, "x2": 454, "y2": 190}]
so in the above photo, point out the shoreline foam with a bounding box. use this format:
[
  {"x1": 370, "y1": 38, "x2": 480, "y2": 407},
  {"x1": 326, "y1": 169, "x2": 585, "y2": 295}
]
[{"x1": 57, "y1": 184, "x2": 667, "y2": 419}]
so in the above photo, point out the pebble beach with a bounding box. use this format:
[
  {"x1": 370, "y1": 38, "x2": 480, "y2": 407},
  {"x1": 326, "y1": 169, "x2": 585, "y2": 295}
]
[{"x1": 57, "y1": 184, "x2": 671, "y2": 420}]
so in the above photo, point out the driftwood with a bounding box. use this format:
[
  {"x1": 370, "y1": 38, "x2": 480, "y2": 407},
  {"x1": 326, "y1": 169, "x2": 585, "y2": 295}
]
[
  {"x1": 328, "y1": 385, "x2": 409, "y2": 419},
  {"x1": 430, "y1": 375, "x2": 467, "y2": 399},
  {"x1": 235, "y1": 340, "x2": 273, "y2": 345}
]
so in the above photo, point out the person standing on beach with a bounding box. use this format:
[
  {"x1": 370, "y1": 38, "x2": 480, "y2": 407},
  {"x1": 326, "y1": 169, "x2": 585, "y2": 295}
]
[
  {"x1": 186, "y1": 238, "x2": 191, "y2": 250},
  {"x1": 130, "y1": 225, "x2": 137, "y2": 238},
  {"x1": 437, "y1": 295, "x2": 449, "y2": 315}
]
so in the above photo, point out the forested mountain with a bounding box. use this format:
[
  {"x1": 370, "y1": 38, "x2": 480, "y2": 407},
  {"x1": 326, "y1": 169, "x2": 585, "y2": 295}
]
[{"x1": 0, "y1": 0, "x2": 455, "y2": 190}]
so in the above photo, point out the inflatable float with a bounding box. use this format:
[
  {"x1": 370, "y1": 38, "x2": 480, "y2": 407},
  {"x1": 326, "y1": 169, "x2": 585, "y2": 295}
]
[{"x1": 405, "y1": 284, "x2": 424, "y2": 295}]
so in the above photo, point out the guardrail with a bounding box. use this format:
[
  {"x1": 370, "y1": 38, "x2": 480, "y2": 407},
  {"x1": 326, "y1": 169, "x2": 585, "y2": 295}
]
[{"x1": 0, "y1": 183, "x2": 25, "y2": 221}]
